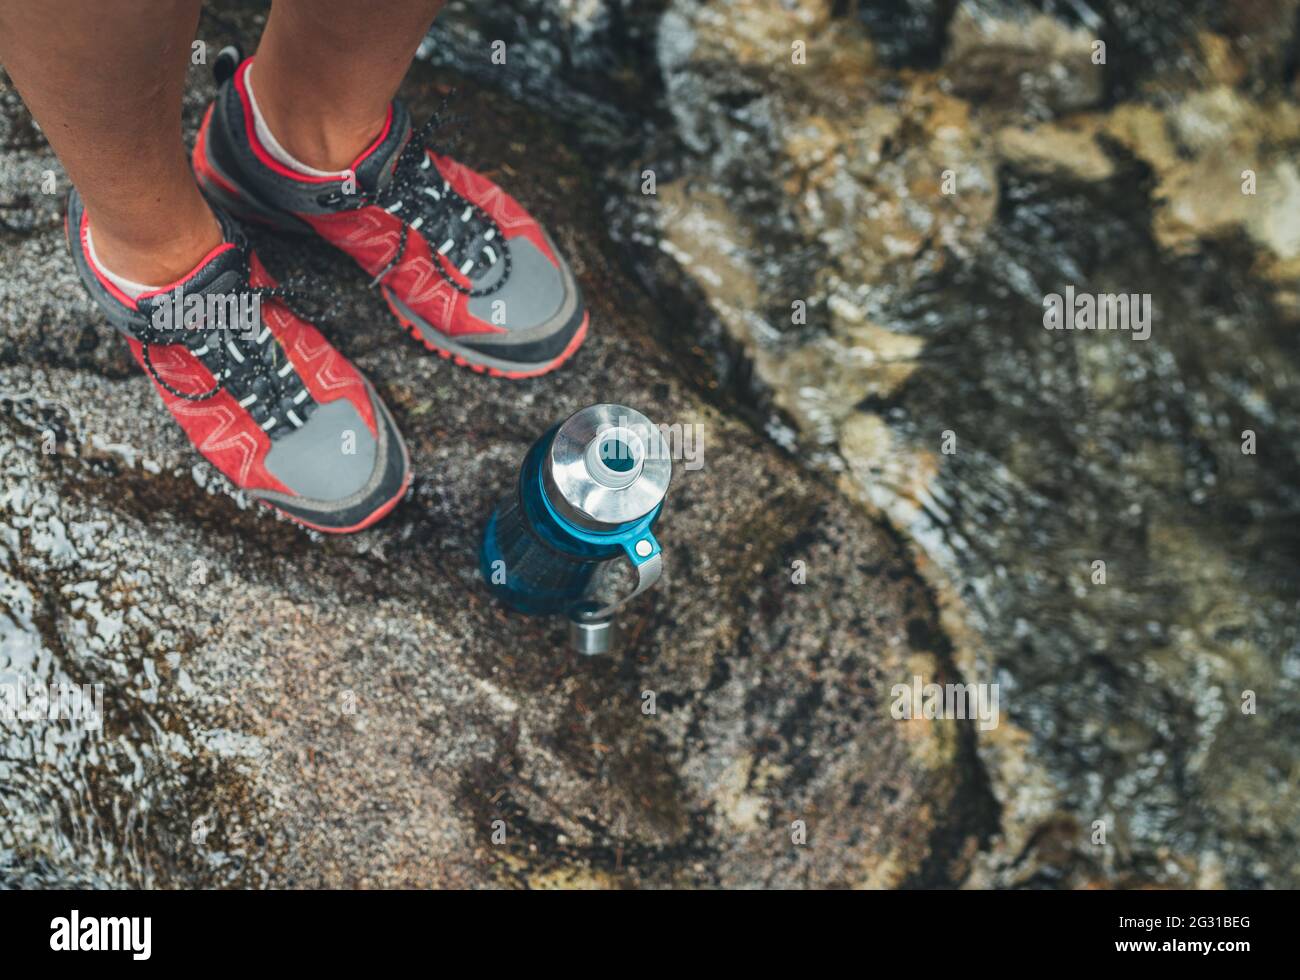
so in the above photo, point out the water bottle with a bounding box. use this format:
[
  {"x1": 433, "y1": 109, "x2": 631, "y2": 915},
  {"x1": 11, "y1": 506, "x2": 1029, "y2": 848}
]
[{"x1": 480, "y1": 404, "x2": 671, "y2": 655}]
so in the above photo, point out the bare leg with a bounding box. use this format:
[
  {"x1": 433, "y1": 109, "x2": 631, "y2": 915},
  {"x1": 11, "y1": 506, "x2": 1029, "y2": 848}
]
[
  {"x1": 0, "y1": 0, "x2": 222, "y2": 284},
  {"x1": 253, "y1": 0, "x2": 446, "y2": 172}
]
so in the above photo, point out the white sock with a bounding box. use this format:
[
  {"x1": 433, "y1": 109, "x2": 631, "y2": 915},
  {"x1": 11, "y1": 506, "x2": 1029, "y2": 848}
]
[
  {"x1": 84, "y1": 227, "x2": 159, "y2": 299},
  {"x1": 245, "y1": 63, "x2": 351, "y2": 179}
]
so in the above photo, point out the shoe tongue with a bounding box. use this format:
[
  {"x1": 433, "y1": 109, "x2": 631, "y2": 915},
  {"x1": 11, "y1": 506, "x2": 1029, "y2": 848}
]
[
  {"x1": 182, "y1": 247, "x2": 248, "y2": 299},
  {"x1": 354, "y1": 100, "x2": 413, "y2": 195}
]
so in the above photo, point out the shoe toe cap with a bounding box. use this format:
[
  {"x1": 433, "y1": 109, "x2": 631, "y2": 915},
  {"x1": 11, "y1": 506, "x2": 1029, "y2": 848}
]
[
  {"x1": 466, "y1": 235, "x2": 576, "y2": 333},
  {"x1": 258, "y1": 388, "x2": 409, "y2": 531}
]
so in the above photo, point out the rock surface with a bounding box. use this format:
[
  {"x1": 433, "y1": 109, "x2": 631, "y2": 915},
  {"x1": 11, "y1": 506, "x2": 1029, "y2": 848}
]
[
  {"x1": 425, "y1": 0, "x2": 1300, "y2": 888},
  {"x1": 3, "y1": 0, "x2": 1298, "y2": 889},
  {"x1": 0, "y1": 6, "x2": 995, "y2": 888},
  {"x1": 630, "y1": 0, "x2": 1300, "y2": 889}
]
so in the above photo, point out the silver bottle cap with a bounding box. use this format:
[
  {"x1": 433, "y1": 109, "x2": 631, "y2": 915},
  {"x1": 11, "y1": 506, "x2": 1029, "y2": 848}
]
[{"x1": 543, "y1": 404, "x2": 672, "y2": 532}]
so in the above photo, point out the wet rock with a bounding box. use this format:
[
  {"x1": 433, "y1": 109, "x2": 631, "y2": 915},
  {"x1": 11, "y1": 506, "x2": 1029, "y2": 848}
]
[
  {"x1": 0, "y1": 22, "x2": 992, "y2": 887},
  {"x1": 1146, "y1": 89, "x2": 1300, "y2": 311},
  {"x1": 659, "y1": 0, "x2": 997, "y2": 300},
  {"x1": 1136, "y1": 0, "x2": 1300, "y2": 97},
  {"x1": 648, "y1": 0, "x2": 997, "y2": 463},
  {"x1": 5, "y1": 0, "x2": 1297, "y2": 891},
  {"x1": 833, "y1": 170, "x2": 1300, "y2": 887},
  {"x1": 944, "y1": 0, "x2": 1104, "y2": 118},
  {"x1": 504, "y1": 0, "x2": 1300, "y2": 894},
  {"x1": 984, "y1": 70, "x2": 1300, "y2": 317},
  {"x1": 415, "y1": 0, "x2": 666, "y2": 135},
  {"x1": 1032, "y1": 81, "x2": 1300, "y2": 314},
  {"x1": 995, "y1": 119, "x2": 1116, "y2": 182},
  {"x1": 624, "y1": 0, "x2": 1300, "y2": 888},
  {"x1": 849, "y1": 0, "x2": 956, "y2": 68}
]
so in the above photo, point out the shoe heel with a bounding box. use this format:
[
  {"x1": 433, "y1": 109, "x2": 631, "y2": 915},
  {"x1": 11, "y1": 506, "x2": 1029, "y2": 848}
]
[
  {"x1": 197, "y1": 168, "x2": 310, "y2": 235},
  {"x1": 194, "y1": 133, "x2": 312, "y2": 236}
]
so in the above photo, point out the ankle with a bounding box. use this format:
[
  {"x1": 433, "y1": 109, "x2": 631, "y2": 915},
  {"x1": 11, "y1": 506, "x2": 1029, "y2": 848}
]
[
  {"x1": 261, "y1": 106, "x2": 388, "y2": 174},
  {"x1": 247, "y1": 60, "x2": 387, "y2": 174},
  {"x1": 87, "y1": 203, "x2": 224, "y2": 287}
]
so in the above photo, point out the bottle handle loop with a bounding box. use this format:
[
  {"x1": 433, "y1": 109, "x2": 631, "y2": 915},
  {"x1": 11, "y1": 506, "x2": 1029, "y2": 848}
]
[{"x1": 566, "y1": 532, "x2": 662, "y2": 653}]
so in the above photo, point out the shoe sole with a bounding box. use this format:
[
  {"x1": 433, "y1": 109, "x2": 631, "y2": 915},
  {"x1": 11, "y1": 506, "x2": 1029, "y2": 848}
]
[
  {"x1": 266, "y1": 467, "x2": 410, "y2": 534},
  {"x1": 271, "y1": 483, "x2": 406, "y2": 533},
  {"x1": 193, "y1": 105, "x2": 587, "y2": 379},
  {"x1": 382, "y1": 288, "x2": 589, "y2": 379}
]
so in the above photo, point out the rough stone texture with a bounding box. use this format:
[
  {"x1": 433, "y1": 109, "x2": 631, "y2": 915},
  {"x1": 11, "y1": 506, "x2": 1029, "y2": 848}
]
[
  {"x1": 944, "y1": 0, "x2": 1105, "y2": 118},
  {"x1": 611, "y1": 0, "x2": 1300, "y2": 888},
  {"x1": 0, "y1": 10, "x2": 994, "y2": 888},
  {"x1": 3, "y1": 0, "x2": 1297, "y2": 890}
]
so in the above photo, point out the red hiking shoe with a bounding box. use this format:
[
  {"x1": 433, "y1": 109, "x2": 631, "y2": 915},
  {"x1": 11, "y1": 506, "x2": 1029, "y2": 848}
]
[
  {"x1": 66, "y1": 190, "x2": 411, "y2": 533},
  {"x1": 193, "y1": 53, "x2": 588, "y2": 379}
]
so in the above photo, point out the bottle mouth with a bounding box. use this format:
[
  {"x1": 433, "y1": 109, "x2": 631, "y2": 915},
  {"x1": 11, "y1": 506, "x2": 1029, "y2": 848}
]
[
  {"x1": 585, "y1": 427, "x2": 646, "y2": 489},
  {"x1": 545, "y1": 404, "x2": 672, "y2": 532}
]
